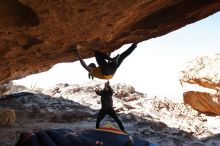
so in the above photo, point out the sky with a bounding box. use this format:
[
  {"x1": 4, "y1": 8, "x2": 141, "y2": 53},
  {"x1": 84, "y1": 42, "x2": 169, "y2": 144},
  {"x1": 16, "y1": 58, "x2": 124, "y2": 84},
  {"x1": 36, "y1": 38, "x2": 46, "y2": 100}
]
[{"x1": 13, "y1": 12, "x2": 220, "y2": 100}]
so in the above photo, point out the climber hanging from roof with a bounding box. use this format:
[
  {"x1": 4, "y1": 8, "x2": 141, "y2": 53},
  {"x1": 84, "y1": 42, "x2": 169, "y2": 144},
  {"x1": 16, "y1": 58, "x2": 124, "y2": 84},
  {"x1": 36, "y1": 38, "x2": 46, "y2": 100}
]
[{"x1": 73, "y1": 43, "x2": 138, "y2": 80}]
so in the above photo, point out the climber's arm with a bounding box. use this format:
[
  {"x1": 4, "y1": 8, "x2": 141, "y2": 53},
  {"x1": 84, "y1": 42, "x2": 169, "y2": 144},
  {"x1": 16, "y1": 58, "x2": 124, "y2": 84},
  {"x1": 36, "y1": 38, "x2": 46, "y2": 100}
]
[
  {"x1": 73, "y1": 49, "x2": 91, "y2": 72},
  {"x1": 95, "y1": 88, "x2": 103, "y2": 96}
]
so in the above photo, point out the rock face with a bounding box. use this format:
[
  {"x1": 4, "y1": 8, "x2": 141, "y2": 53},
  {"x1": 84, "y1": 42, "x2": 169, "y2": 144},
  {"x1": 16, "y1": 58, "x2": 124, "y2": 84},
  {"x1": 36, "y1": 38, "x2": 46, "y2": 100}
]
[
  {"x1": 184, "y1": 91, "x2": 220, "y2": 115},
  {"x1": 0, "y1": 109, "x2": 16, "y2": 127},
  {"x1": 180, "y1": 54, "x2": 220, "y2": 115},
  {"x1": 1, "y1": 0, "x2": 220, "y2": 83}
]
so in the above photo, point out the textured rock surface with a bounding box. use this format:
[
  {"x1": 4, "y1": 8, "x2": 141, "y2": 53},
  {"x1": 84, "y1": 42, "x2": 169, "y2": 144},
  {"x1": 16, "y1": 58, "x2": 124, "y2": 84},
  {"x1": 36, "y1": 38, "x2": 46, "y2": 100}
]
[
  {"x1": 0, "y1": 82, "x2": 13, "y2": 95},
  {"x1": 184, "y1": 91, "x2": 220, "y2": 115},
  {"x1": 0, "y1": 109, "x2": 16, "y2": 127},
  {"x1": 180, "y1": 54, "x2": 220, "y2": 115},
  {"x1": 1, "y1": 0, "x2": 220, "y2": 83},
  {"x1": 180, "y1": 54, "x2": 220, "y2": 91}
]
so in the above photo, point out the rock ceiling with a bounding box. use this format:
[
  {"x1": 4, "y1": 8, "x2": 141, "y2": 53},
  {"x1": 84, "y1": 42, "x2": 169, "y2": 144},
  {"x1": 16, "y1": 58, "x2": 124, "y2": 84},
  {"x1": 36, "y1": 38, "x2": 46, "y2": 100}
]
[{"x1": 1, "y1": 0, "x2": 220, "y2": 83}]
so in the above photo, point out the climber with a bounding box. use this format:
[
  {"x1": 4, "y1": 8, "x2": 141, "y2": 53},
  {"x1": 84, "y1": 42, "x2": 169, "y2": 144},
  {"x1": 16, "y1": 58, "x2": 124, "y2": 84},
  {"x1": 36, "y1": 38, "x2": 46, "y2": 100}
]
[
  {"x1": 73, "y1": 43, "x2": 138, "y2": 80},
  {"x1": 95, "y1": 81, "x2": 125, "y2": 132}
]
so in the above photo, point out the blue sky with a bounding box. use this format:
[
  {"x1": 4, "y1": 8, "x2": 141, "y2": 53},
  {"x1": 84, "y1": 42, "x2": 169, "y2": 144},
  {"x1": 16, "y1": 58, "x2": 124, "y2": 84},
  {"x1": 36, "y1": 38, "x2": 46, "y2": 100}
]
[{"x1": 14, "y1": 12, "x2": 220, "y2": 99}]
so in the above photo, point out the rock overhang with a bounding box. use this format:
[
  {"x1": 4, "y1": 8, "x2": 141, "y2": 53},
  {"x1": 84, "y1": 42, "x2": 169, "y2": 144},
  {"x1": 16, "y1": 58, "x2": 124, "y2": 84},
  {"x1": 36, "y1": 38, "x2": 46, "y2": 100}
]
[{"x1": 1, "y1": 0, "x2": 220, "y2": 83}]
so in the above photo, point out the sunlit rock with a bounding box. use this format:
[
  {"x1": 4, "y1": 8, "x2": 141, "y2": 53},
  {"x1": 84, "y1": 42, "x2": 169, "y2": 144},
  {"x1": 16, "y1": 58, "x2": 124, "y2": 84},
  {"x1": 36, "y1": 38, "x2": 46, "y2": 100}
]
[
  {"x1": 184, "y1": 91, "x2": 220, "y2": 115},
  {"x1": 180, "y1": 54, "x2": 220, "y2": 115}
]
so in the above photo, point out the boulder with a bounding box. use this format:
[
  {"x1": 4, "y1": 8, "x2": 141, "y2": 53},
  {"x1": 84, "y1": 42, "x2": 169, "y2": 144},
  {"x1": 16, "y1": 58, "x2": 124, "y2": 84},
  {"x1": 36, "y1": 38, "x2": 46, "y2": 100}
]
[
  {"x1": 184, "y1": 91, "x2": 220, "y2": 115},
  {"x1": 180, "y1": 54, "x2": 220, "y2": 115}
]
